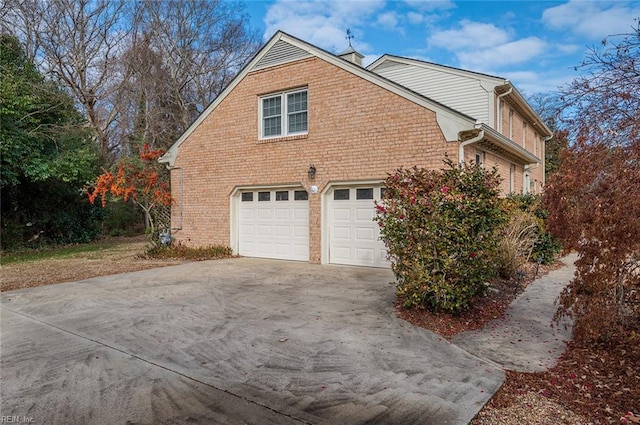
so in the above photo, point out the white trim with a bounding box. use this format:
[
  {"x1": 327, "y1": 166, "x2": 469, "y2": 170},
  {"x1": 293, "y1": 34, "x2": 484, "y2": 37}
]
[{"x1": 259, "y1": 88, "x2": 308, "y2": 140}]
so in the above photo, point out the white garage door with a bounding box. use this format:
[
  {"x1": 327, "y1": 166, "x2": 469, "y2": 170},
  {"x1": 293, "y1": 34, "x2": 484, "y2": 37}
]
[
  {"x1": 238, "y1": 189, "x2": 309, "y2": 261},
  {"x1": 329, "y1": 186, "x2": 390, "y2": 268}
]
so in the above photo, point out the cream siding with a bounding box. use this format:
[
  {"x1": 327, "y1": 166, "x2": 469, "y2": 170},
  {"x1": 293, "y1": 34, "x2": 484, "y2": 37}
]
[{"x1": 371, "y1": 60, "x2": 492, "y2": 124}]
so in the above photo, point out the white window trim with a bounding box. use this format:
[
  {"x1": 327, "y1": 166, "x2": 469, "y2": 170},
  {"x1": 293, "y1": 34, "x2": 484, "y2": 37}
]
[
  {"x1": 259, "y1": 88, "x2": 308, "y2": 140},
  {"x1": 475, "y1": 150, "x2": 484, "y2": 165}
]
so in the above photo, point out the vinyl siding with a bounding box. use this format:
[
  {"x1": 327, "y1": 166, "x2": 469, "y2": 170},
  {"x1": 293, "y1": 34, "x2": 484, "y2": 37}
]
[{"x1": 372, "y1": 61, "x2": 492, "y2": 124}]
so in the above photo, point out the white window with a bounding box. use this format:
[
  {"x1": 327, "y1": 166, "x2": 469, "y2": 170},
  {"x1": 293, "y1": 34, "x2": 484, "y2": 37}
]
[
  {"x1": 508, "y1": 109, "x2": 514, "y2": 139},
  {"x1": 475, "y1": 150, "x2": 484, "y2": 165},
  {"x1": 260, "y1": 89, "x2": 308, "y2": 139}
]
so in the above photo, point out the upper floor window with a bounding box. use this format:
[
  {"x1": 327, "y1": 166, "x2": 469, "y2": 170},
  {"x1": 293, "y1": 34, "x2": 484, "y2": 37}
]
[{"x1": 260, "y1": 89, "x2": 308, "y2": 139}]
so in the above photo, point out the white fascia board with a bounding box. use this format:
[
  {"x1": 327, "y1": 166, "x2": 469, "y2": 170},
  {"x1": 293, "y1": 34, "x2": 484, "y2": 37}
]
[
  {"x1": 368, "y1": 55, "x2": 505, "y2": 86},
  {"x1": 480, "y1": 124, "x2": 541, "y2": 164}
]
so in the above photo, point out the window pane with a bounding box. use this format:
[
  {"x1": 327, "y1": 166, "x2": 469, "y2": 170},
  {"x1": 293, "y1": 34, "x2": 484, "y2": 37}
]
[
  {"x1": 356, "y1": 188, "x2": 374, "y2": 200},
  {"x1": 258, "y1": 191, "x2": 270, "y2": 201},
  {"x1": 262, "y1": 96, "x2": 281, "y2": 117},
  {"x1": 241, "y1": 192, "x2": 253, "y2": 202},
  {"x1": 275, "y1": 191, "x2": 289, "y2": 201},
  {"x1": 380, "y1": 188, "x2": 388, "y2": 199},
  {"x1": 287, "y1": 91, "x2": 308, "y2": 134},
  {"x1": 333, "y1": 189, "x2": 349, "y2": 200},
  {"x1": 294, "y1": 190, "x2": 308, "y2": 201},
  {"x1": 288, "y1": 112, "x2": 307, "y2": 133},
  {"x1": 262, "y1": 96, "x2": 281, "y2": 137},
  {"x1": 287, "y1": 91, "x2": 307, "y2": 113},
  {"x1": 263, "y1": 116, "x2": 281, "y2": 137}
]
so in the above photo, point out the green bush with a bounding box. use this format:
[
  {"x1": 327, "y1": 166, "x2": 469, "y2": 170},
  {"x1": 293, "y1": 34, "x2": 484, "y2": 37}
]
[
  {"x1": 495, "y1": 207, "x2": 540, "y2": 279},
  {"x1": 375, "y1": 160, "x2": 505, "y2": 314},
  {"x1": 504, "y1": 194, "x2": 561, "y2": 266}
]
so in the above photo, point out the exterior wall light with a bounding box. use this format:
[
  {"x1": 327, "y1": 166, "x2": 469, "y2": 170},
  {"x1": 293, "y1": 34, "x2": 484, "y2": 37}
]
[{"x1": 308, "y1": 165, "x2": 316, "y2": 180}]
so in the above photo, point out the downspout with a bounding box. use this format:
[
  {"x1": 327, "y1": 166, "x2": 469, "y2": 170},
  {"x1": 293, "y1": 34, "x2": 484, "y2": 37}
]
[
  {"x1": 458, "y1": 129, "x2": 485, "y2": 164},
  {"x1": 164, "y1": 164, "x2": 184, "y2": 231},
  {"x1": 496, "y1": 84, "x2": 513, "y2": 133}
]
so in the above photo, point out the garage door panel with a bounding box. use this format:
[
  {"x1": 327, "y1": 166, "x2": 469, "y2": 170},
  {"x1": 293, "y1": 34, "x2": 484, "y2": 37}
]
[
  {"x1": 329, "y1": 187, "x2": 389, "y2": 268},
  {"x1": 355, "y1": 248, "x2": 374, "y2": 262},
  {"x1": 293, "y1": 225, "x2": 307, "y2": 237},
  {"x1": 239, "y1": 189, "x2": 309, "y2": 261},
  {"x1": 355, "y1": 207, "x2": 374, "y2": 221},
  {"x1": 256, "y1": 208, "x2": 272, "y2": 220},
  {"x1": 274, "y1": 208, "x2": 290, "y2": 220},
  {"x1": 274, "y1": 225, "x2": 291, "y2": 237},
  {"x1": 293, "y1": 208, "x2": 308, "y2": 220},
  {"x1": 240, "y1": 209, "x2": 254, "y2": 220},
  {"x1": 332, "y1": 208, "x2": 351, "y2": 221},
  {"x1": 355, "y1": 227, "x2": 375, "y2": 241},
  {"x1": 332, "y1": 226, "x2": 351, "y2": 239}
]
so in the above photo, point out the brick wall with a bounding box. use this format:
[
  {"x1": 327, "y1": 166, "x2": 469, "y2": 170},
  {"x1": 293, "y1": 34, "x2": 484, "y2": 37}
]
[{"x1": 171, "y1": 57, "x2": 453, "y2": 262}]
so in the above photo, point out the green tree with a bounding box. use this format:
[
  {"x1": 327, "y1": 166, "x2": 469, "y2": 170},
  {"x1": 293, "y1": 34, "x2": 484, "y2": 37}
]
[{"x1": 1, "y1": 34, "x2": 101, "y2": 248}]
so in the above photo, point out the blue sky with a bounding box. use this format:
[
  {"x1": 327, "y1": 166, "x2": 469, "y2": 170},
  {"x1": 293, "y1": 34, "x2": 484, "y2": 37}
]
[{"x1": 242, "y1": 0, "x2": 640, "y2": 95}]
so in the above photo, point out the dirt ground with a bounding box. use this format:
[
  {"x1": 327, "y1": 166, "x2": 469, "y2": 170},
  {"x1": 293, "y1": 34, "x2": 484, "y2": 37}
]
[
  {"x1": 1, "y1": 238, "x2": 638, "y2": 424},
  {"x1": 0, "y1": 237, "x2": 182, "y2": 292}
]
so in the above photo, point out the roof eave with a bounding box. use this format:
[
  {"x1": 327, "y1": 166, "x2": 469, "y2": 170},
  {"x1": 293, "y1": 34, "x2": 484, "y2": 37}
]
[{"x1": 479, "y1": 124, "x2": 541, "y2": 165}]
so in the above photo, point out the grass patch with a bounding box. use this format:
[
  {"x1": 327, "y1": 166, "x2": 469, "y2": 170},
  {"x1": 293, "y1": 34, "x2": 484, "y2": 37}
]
[
  {"x1": 0, "y1": 238, "x2": 136, "y2": 265},
  {"x1": 144, "y1": 243, "x2": 234, "y2": 261}
]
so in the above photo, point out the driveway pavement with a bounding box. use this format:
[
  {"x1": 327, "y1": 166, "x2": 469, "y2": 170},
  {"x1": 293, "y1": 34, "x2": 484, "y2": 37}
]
[{"x1": 1, "y1": 258, "x2": 503, "y2": 424}]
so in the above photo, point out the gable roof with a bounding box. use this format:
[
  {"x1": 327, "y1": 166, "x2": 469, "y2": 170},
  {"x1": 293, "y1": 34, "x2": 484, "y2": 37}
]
[
  {"x1": 159, "y1": 31, "x2": 478, "y2": 167},
  {"x1": 368, "y1": 55, "x2": 553, "y2": 138}
]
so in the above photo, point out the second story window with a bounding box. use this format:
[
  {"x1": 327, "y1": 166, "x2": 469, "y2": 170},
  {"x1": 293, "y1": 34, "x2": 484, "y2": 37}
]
[{"x1": 260, "y1": 89, "x2": 308, "y2": 139}]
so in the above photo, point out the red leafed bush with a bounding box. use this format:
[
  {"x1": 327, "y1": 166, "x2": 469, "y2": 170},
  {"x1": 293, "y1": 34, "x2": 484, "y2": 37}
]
[{"x1": 545, "y1": 22, "x2": 640, "y2": 344}]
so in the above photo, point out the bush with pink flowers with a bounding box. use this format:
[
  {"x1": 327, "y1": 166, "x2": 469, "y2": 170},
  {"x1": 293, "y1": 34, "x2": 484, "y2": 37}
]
[{"x1": 375, "y1": 160, "x2": 505, "y2": 314}]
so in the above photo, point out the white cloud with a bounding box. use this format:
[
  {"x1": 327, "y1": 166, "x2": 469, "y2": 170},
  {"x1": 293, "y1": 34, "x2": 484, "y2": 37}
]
[
  {"x1": 407, "y1": 11, "x2": 424, "y2": 24},
  {"x1": 376, "y1": 11, "x2": 399, "y2": 30},
  {"x1": 428, "y1": 20, "x2": 511, "y2": 50},
  {"x1": 262, "y1": 0, "x2": 385, "y2": 52},
  {"x1": 542, "y1": 0, "x2": 640, "y2": 40},
  {"x1": 403, "y1": 0, "x2": 455, "y2": 12},
  {"x1": 457, "y1": 37, "x2": 547, "y2": 71}
]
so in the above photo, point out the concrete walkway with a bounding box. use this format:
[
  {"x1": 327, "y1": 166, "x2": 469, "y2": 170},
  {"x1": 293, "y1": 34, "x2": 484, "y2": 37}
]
[{"x1": 453, "y1": 254, "x2": 578, "y2": 372}]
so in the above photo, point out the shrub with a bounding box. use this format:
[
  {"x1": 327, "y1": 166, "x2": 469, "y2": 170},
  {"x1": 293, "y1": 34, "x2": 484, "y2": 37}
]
[
  {"x1": 494, "y1": 194, "x2": 561, "y2": 279},
  {"x1": 375, "y1": 160, "x2": 505, "y2": 314},
  {"x1": 495, "y1": 208, "x2": 540, "y2": 278},
  {"x1": 145, "y1": 242, "x2": 234, "y2": 261},
  {"x1": 504, "y1": 194, "x2": 561, "y2": 266}
]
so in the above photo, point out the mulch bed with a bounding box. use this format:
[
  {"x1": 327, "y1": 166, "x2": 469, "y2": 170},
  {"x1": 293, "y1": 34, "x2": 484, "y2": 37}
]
[{"x1": 395, "y1": 260, "x2": 640, "y2": 424}]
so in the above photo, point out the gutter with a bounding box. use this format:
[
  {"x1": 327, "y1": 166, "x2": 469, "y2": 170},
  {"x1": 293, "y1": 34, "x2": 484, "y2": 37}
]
[
  {"x1": 496, "y1": 83, "x2": 513, "y2": 133},
  {"x1": 458, "y1": 128, "x2": 485, "y2": 163}
]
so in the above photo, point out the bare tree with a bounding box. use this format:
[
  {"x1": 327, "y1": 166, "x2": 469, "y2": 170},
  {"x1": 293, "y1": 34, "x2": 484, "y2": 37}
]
[
  {"x1": 135, "y1": 0, "x2": 259, "y2": 132},
  {"x1": 3, "y1": 0, "x2": 259, "y2": 163},
  {"x1": 34, "y1": 0, "x2": 131, "y2": 162}
]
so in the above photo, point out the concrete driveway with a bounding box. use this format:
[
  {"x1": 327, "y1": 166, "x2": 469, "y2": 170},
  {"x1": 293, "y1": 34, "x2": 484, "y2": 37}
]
[{"x1": 1, "y1": 258, "x2": 504, "y2": 424}]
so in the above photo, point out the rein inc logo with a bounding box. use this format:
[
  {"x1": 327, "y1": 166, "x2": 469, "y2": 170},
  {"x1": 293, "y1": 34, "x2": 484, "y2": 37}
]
[{"x1": 1, "y1": 417, "x2": 34, "y2": 423}]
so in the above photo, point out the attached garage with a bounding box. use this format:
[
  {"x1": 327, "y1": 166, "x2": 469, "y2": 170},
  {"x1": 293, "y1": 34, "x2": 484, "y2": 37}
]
[
  {"x1": 327, "y1": 186, "x2": 390, "y2": 268},
  {"x1": 237, "y1": 188, "x2": 309, "y2": 261}
]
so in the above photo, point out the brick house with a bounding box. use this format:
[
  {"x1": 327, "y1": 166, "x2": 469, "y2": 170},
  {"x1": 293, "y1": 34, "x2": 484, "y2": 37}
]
[{"x1": 159, "y1": 31, "x2": 551, "y2": 268}]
